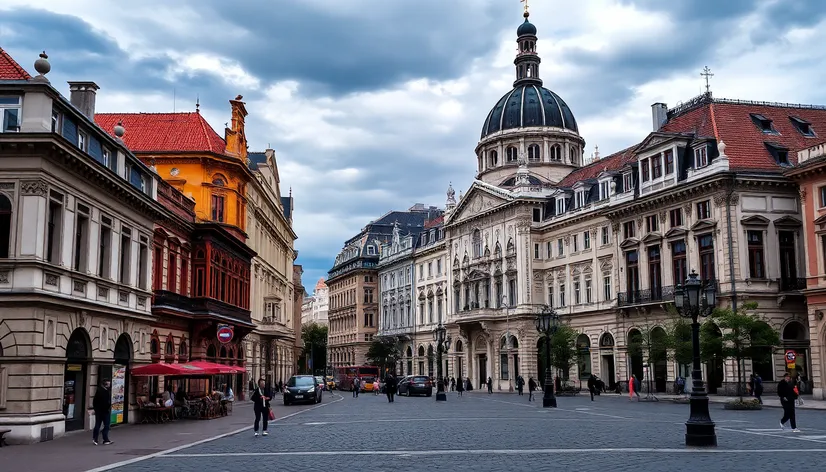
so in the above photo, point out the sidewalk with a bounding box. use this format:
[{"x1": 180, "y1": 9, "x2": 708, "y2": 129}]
[
  {"x1": 0, "y1": 400, "x2": 294, "y2": 472},
  {"x1": 467, "y1": 389, "x2": 826, "y2": 410}
]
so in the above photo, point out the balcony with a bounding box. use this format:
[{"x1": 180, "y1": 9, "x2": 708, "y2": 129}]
[
  {"x1": 153, "y1": 289, "x2": 252, "y2": 326},
  {"x1": 779, "y1": 277, "x2": 806, "y2": 292},
  {"x1": 618, "y1": 285, "x2": 675, "y2": 307}
]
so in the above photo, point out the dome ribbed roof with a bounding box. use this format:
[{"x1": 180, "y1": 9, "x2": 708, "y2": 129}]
[
  {"x1": 480, "y1": 84, "x2": 579, "y2": 139},
  {"x1": 517, "y1": 18, "x2": 537, "y2": 36}
]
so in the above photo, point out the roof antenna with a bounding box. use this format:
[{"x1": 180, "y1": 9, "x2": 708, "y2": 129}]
[{"x1": 196, "y1": 94, "x2": 200, "y2": 113}]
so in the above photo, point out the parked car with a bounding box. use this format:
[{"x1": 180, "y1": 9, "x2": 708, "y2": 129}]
[
  {"x1": 315, "y1": 376, "x2": 327, "y2": 391},
  {"x1": 361, "y1": 376, "x2": 376, "y2": 392},
  {"x1": 398, "y1": 375, "x2": 432, "y2": 397},
  {"x1": 284, "y1": 375, "x2": 323, "y2": 405}
]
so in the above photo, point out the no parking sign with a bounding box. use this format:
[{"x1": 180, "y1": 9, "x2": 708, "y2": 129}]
[{"x1": 785, "y1": 350, "x2": 796, "y2": 369}]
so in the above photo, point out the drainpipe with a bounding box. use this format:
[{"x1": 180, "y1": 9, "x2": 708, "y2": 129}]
[{"x1": 725, "y1": 176, "x2": 738, "y2": 312}]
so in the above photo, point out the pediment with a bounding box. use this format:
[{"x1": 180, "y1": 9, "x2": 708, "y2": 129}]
[
  {"x1": 447, "y1": 182, "x2": 512, "y2": 225},
  {"x1": 619, "y1": 238, "x2": 640, "y2": 249},
  {"x1": 467, "y1": 269, "x2": 489, "y2": 281},
  {"x1": 641, "y1": 232, "x2": 663, "y2": 244},
  {"x1": 637, "y1": 131, "x2": 687, "y2": 153},
  {"x1": 774, "y1": 216, "x2": 802, "y2": 228},
  {"x1": 741, "y1": 215, "x2": 770, "y2": 227},
  {"x1": 664, "y1": 227, "x2": 687, "y2": 239},
  {"x1": 690, "y1": 219, "x2": 717, "y2": 232}
]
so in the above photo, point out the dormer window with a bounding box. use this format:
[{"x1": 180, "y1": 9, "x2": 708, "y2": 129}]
[
  {"x1": 694, "y1": 147, "x2": 708, "y2": 168},
  {"x1": 765, "y1": 142, "x2": 790, "y2": 166},
  {"x1": 528, "y1": 144, "x2": 541, "y2": 162},
  {"x1": 750, "y1": 113, "x2": 778, "y2": 134},
  {"x1": 367, "y1": 245, "x2": 376, "y2": 255},
  {"x1": 556, "y1": 198, "x2": 566, "y2": 215},
  {"x1": 575, "y1": 190, "x2": 587, "y2": 208},
  {"x1": 506, "y1": 146, "x2": 518, "y2": 162},
  {"x1": 599, "y1": 180, "x2": 610, "y2": 200},
  {"x1": 0, "y1": 96, "x2": 21, "y2": 133},
  {"x1": 622, "y1": 173, "x2": 633, "y2": 192},
  {"x1": 664, "y1": 149, "x2": 674, "y2": 174},
  {"x1": 790, "y1": 116, "x2": 816, "y2": 137},
  {"x1": 78, "y1": 131, "x2": 87, "y2": 151},
  {"x1": 641, "y1": 158, "x2": 650, "y2": 182}
]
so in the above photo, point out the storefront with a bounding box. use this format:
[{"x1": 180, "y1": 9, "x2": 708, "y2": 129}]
[{"x1": 63, "y1": 329, "x2": 91, "y2": 432}]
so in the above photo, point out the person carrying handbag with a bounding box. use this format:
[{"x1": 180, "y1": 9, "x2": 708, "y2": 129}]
[{"x1": 251, "y1": 378, "x2": 272, "y2": 437}]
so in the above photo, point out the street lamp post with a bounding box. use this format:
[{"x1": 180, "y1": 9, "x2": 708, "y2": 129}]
[
  {"x1": 534, "y1": 305, "x2": 559, "y2": 408},
  {"x1": 434, "y1": 323, "x2": 451, "y2": 401},
  {"x1": 675, "y1": 269, "x2": 717, "y2": 447}
]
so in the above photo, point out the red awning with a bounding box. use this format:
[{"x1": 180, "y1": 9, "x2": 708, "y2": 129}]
[
  {"x1": 130, "y1": 362, "x2": 209, "y2": 377},
  {"x1": 185, "y1": 361, "x2": 246, "y2": 374}
]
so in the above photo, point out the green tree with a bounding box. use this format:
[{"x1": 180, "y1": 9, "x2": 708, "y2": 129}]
[
  {"x1": 626, "y1": 312, "x2": 679, "y2": 396},
  {"x1": 300, "y1": 323, "x2": 328, "y2": 375},
  {"x1": 670, "y1": 317, "x2": 694, "y2": 367},
  {"x1": 537, "y1": 325, "x2": 580, "y2": 381},
  {"x1": 704, "y1": 302, "x2": 781, "y2": 399},
  {"x1": 365, "y1": 336, "x2": 401, "y2": 374}
]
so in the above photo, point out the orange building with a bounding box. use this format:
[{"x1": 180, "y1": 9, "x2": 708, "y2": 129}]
[
  {"x1": 96, "y1": 96, "x2": 250, "y2": 241},
  {"x1": 786, "y1": 142, "x2": 826, "y2": 400}
]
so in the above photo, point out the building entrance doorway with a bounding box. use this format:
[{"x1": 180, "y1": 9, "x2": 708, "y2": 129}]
[{"x1": 64, "y1": 328, "x2": 91, "y2": 432}]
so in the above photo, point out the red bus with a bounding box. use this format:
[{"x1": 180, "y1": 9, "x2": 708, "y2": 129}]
[{"x1": 333, "y1": 365, "x2": 379, "y2": 391}]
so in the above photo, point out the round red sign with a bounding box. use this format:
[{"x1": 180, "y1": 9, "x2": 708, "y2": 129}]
[
  {"x1": 217, "y1": 326, "x2": 234, "y2": 344},
  {"x1": 785, "y1": 350, "x2": 796, "y2": 362}
]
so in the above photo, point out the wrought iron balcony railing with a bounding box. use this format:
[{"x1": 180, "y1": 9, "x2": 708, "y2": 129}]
[
  {"x1": 779, "y1": 277, "x2": 807, "y2": 292},
  {"x1": 618, "y1": 280, "x2": 718, "y2": 307}
]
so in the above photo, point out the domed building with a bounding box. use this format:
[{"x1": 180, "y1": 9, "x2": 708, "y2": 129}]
[{"x1": 475, "y1": 11, "x2": 585, "y2": 188}]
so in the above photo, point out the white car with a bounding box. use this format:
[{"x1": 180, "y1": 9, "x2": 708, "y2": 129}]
[{"x1": 315, "y1": 376, "x2": 326, "y2": 391}]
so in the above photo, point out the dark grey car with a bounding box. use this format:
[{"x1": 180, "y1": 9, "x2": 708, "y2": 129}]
[{"x1": 284, "y1": 375, "x2": 322, "y2": 405}]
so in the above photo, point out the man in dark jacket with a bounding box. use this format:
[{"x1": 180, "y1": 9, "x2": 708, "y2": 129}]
[
  {"x1": 587, "y1": 374, "x2": 597, "y2": 401},
  {"x1": 251, "y1": 378, "x2": 272, "y2": 437},
  {"x1": 778, "y1": 372, "x2": 800, "y2": 432},
  {"x1": 92, "y1": 378, "x2": 113, "y2": 445},
  {"x1": 385, "y1": 373, "x2": 397, "y2": 403}
]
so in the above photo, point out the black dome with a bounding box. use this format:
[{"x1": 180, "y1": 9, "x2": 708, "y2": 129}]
[
  {"x1": 517, "y1": 18, "x2": 537, "y2": 36},
  {"x1": 480, "y1": 84, "x2": 579, "y2": 139}
]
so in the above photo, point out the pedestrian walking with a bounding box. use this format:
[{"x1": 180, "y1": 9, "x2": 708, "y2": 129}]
[
  {"x1": 753, "y1": 374, "x2": 764, "y2": 404},
  {"x1": 450, "y1": 377, "x2": 456, "y2": 392},
  {"x1": 92, "y1": 378, "x2": 113, "y2": 445},
  {"x1": 251, "y1": 378, "x2": 272, "y2": 437},
  {"x1": 352, "y1": 377, "x2": 361, "y2": 398},
  {"x1": 778, "y1": 372, "x2": 800, "y2": 432},
  {"x1": 587, "y1": 374, "x2": 597, "y2": 401},
  {"x1": 629, "y1": 374, "x2": 641, "y2": 401},
  {"x1": 456, "y1": 377, "x2": 464, "y2": 397},
  {"x1": 528, "y1": 377, "x2": 537, "y2": 401},
  {"x1": 385, "y1": 373, "x2": 397, "y2": 403},
  {"x1": 487, "y1": 377, "x2": 493, "y2": 394},
  {"x1": 375, "y1": 378, "x2": 381, "y2": 396},
  {"x1": 516, "y1": 375, "x2": 525, "y2": 396},
  {"x1": 748, "y1": 374, "x2": 755, "y2": 397}
]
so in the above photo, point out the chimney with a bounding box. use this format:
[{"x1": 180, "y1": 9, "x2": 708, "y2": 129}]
[
  {"x1": 68, "y1": 81, "x2": 100, "y2": 119},
  {"x1": 651, "y1": 102, "x2": 668, "y2": 131}
]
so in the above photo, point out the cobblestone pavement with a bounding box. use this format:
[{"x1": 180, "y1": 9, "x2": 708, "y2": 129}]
[{"x1": 103, "y1": 392, "x2": 826, "y2": 472}]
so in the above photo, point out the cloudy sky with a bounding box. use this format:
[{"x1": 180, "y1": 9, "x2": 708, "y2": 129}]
[{"x1": 2, "y1": 0, "x2": 825, "y2": 291}]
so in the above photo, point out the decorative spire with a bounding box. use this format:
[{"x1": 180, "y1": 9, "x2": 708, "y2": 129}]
[
  {"x1": 32, "y1": 51, "x2": 51, "y2": 83},
  {"x1": 701, "y1": 66, "x2": 714, "y2": 95},
  {"x1": 196, "y1": 95, "x2": 200, "y2": 113},
  {"x1": 513, "y1": 3, "x2": 541, "y2": 88},
  {"x1": 446, "y1": 182, "x2": 456, "y2": 209}
]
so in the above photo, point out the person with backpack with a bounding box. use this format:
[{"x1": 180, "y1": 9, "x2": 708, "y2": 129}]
[
  {"x1": 778, "y1": 372, "x2": 800, "y2": 432},
  {"x1": 352, "y1": 377, "x2": 361, "y2": 398}
]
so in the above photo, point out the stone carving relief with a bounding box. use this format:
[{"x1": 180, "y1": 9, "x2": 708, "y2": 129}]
[
  {"x1": 683, "y1": 203, "x2": 693, "y2": 217},
  {"x1": 20, "y1": 180, "x2": 47, "y2": 196},
  {"x1": 0, "y1": 182, "x2": 14, "y2": 190},
  {"x1": 712, "y1": 193, "x2": 727, "y2": 207},
  {"x1": 658, "y1": 211, "x2": 667, "y2": 223},
  {"x1": 0, "y1": 271, "x2": 9, "y2": 284}
]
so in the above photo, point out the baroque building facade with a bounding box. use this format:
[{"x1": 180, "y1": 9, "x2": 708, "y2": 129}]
[
  {"x1": 436, "y1": 10, "x2": 825, "y2": 396},
  {"x1": 0, "y1": 50, "x2": 162, "y2": 443},
  {"x1": 301, "y1": 278, "x2": 329, "y2": 326}
]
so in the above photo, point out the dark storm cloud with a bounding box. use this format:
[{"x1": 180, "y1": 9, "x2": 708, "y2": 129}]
[
  {"x1": 150, "y1": 0, "x2": 512, "y2": 96},
  {"x1": 0, "y1": 8, "x2": 250, "y2": 105}
]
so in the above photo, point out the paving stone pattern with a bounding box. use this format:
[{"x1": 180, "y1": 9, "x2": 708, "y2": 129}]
[{"x1": 110, "y1": 392, "x2": 826, "y2": 472}]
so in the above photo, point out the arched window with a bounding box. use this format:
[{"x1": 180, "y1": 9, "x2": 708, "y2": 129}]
[
  {"x1": 550, "y1": 144, "x2": 561, "y2": 161},
  {"x1": 472, "y1": 230, "x2": 482, "y2": 258},
  {"x1": 0, "y1": 194, "x2": 11, "y2": 258},
  {"x1": 528, "y1": 144, "x2": 541, "y2": 162},
  {"x1": 506, "y1": 146, "x2": 518, "y2": 162},
  {"x1": 489, "y1": 150, "x2": 498, "y2": 167},
  {"x1": 150, "y1": 338, "x2": 159, "y2": 356},
  {"x1": 570, "y1": 146, "x2": 579, "y2": 165},
  {"x1": 165, "y1": 339, "x2": 174, "y2": 355},
  {"x1": 212, "y1": 174, "x2": 227, "y2": 187},
  {"x1": 206, "y1": 344, "x2": 217, "y2": 358}
]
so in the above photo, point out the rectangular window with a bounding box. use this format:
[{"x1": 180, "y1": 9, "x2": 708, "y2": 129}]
[
  {"x1": 180, "y1": 254, "x2": 189, "y2": 295},
  {"x1": 508, "y1": 279, "x2": 516, "y2": 306},
  {"x1": 534, "y1": 243, "x2": 540, "y2": 259},
  {"x1": 601, "y1": 226, "x2": 609, "y2": 245},
  {"x1": 556, "y1": 198, "x2": 566, "y2": 215},
  {"x1": 576, "y1": 190, "x2": 586, "y2": 208},
  {"x1": 747, "y1": 230, "x2": 765, "y2": 279},
  {"x1": 99, "y1": 216, "x2": 112, "y2": 278},
  {"x1": 73, "y1": 205, "x2": 90, "y2": 272},
  {"x1": 574, "y1": 280, "x2": 581, "y2": 304},
  {"x1": 211, "y1": 194, "x2": 225, "y2": 222},
  {"x1": 652, "y1": 155, "x2": 662, "y2": 179},
  {"x1": 500, "y1": 353, "x2": 509, "y2": 380},
  {"x1": 78, "y1": 131, "x2": 87, "y2": 151},
  {"x1": 820, "y1": 186, "x2": 826, "y2": 208},
  {"x1": 623, "y1": 173, "x2": 633, "y2": 192},
  {"x1": 437, "y1": 258, "x2": 442, "y2": 274},
  {"x1": 119, "y1": 227, "x2": 132, "y2": 284},
  {"x1": 641, "y1": 158, "x2": 650, "y2": 182},
  {"x1": 547, "y1": 286, "x2": 554, "y2": 308},
  {"x1": 623, "y1": 221, "x2": 635, "y2": 239},
  {"x1": 669, "y1": 208, "x2": 683, "y2": 227},
  {"x1": 599, "y1": 181, "x2": 609, "y2": 200},
  {"x1": 546, "y1": 241, "x2": 552, "y2": 258},
  {"x1": 138, "y1": 236, "x2": 148, "y2": 289},
  {"x1": 533, "y1": 208, "x2": 541, "y2": 222},
  {"x1": 698, "y1": 234, "x2": 715, "y2": 281},
  {"x1": 583, "y1": 231, "x2": 591, "y2": 250},
  {"x1": 672, "y1": 240, "x2": 687, "y2": 286},
  {"x1": 585, "y1": 279, "x2": 592, "y2": 303},
  {"x1": 153, "y1": 246, "x2": 163, "y2": 290},
  {"x1": 664, "y1": 149, "x2": 674, "y2": 174},
  {"x1": 51, "y1": 109, "x2": 61, "y2": 133},
  {"x1": 140, "y1": 175, "x2": 147, "y2": 193},
  {"x1": 557, "y1": 238, "x2": 564, "y2": 256},
  {"x1": 697, "y1": 200, "x2": 711, "y2": 219},
  {"x1": 0, "y1": 96, "x2": 21, "y2": 133},
  {"x1": 168, "y1": 251, "x2": 178, "y2": 292},
  {"x1": 645, "y1": 215, "x2": 659, "y2": 233},
  {"x1": 694, "y1": 147, "x2": 708, "y2": 167},
  {"x1": 46, "y1": 191, "x2": 63, "y2": 265},
  {"x1": 428, "y1": 262, "x2": 433, "y2": 276},
  {"x1": 572, "y1": 234, "x2": 578, "y2": 252},
  {"x1": 559, "y1": 284, "x2": 566, "y2": 307},
  {"x1": 822, "y1": 235, "x2": 826, "y2": 275},
  {"x1": 603, "y1": 276, "x2": 611, "y2": 301},
  {"x1": 102, "y1": 149, "x2": 111, "y2": 169}
]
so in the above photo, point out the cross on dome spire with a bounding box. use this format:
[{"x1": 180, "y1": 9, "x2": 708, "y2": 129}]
[{"x1": 513, "y1": 3, "x2": 542, "y2": 87}]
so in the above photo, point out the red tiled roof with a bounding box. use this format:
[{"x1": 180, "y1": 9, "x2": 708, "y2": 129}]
[
  {"x1": 557, "y1": 143, "x2": 640, "y2": 187},
  {"x1": 424, "y1": 215, "x2": 444, "y2": 229},
  {"x1": 662, "y1": 97, "x2": 826, "y2": 172},
  {"x1": 0, "y1": 47, "x2": 31, "y2": 80},
  {"x1": 95, "y1": 112, "x2": 226, "y2": 154}
]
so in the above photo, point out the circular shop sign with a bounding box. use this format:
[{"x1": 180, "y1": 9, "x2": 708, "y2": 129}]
[
  {"x1": 217, "y1": 326, "x2": 234, "y2": 344},
  {"x1": 785, "y1": 350, "x2": 796, "y2": 362}
]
